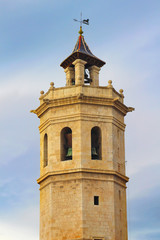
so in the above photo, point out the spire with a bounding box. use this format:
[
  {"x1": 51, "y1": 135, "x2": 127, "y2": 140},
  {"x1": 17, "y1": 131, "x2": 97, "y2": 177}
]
[
  {"x1": 72, "y1": 27, "x2": 94, "y2": 57},
  {"x1": 60, "y1": 29, "x2": 105, "y2": 69}
]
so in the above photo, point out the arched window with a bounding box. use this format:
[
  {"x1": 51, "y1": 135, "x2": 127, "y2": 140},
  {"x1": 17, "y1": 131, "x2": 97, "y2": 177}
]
[
  {"x1": 44, "y1": 133, "x2": 48, "y2": 167},
  {"x1": 91, "y1": 126, "x2": 101, "y2": 160},
  {"x1": 61, "y1": 127, "x2": 72, "y2": 161}
]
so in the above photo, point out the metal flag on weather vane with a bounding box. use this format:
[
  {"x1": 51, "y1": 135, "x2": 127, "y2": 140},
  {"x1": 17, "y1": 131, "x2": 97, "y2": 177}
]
[
  {"x1": 73, "y1": 13, "x2": 89, "y2": 27},
  {"x1": 83, "y1": 19, "x2": 89, "y2": 25}
]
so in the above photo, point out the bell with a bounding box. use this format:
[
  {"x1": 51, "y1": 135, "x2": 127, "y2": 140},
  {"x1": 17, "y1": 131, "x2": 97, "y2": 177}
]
[
  {"x1": 66, "y1": 147, "x2": 72, "y2": 160},
  {"x1": 84, "y1": 69, "x2": 92, "y2": 83},
  {"x1": 91, "y1": 147, "x2": 98, "y2": 159},
  {"x1": 84, "y1": 70, "x2": 88, "y2": 79}
]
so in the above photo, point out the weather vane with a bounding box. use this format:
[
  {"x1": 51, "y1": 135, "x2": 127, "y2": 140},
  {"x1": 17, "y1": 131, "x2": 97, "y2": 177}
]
[{"x1": 73, "y1": 12, "x2": 89, "y2": 28}]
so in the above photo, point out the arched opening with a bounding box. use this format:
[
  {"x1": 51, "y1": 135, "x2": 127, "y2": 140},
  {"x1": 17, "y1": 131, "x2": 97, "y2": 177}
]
[
  {"x1": 61, "y1": 127, "x2": 72, "y2": 161},
  {"x1": 84, "y1": 68, "x2": 92, "y2": 85},
  {"x1": 44, "y1": 133, "x2": 48, "y2": 167},
  {"x1": 91, "y1": 126, "x2": 101, "y2": 160}
]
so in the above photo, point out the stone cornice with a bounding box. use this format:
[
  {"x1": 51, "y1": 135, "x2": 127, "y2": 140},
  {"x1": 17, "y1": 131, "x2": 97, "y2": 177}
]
[
  {"x1": 39, "y1": 114, "x2": 126, "y2": 133},
  {"x1": 37, "y1": 168, "x2": 129, "y2": 186},
  {"x1": 31, "y1": 94, "x2": 134, "y2": 118}
]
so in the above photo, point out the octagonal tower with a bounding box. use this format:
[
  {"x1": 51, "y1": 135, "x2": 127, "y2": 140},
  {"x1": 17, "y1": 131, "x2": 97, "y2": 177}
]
[{"x1": 31, "y1": 27, "x2": 134, "y2": 240}]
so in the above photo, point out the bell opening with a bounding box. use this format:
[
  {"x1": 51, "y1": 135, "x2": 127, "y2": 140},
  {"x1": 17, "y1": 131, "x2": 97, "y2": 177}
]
[
  {"x1": 61, "y1": 127, "x2": 72, "y2": 161},
  {"x1": 84, "y1": 68, "x2": 92, "y2": 85},
  {"x1": 65, "y1": 132, "x2": 72, "y2": 160},
  {"x1": 91, "y1": 127, "x2": 101, "y2": 160}
]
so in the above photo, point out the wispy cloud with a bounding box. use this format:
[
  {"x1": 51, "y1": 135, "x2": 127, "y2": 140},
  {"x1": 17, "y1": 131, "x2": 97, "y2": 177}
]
[
  {"x1": 0, "y1": 1, "x2": 160, "y2": 239},
  {"x1": 0, "y1": 205, "x2": 39, "y2": 240},
  {"x1": 0, "y1": 63, "x2": 63, "y2": 166},
  {"x1": 0, "y1": 178, "x2": 12, "y2": 188}
]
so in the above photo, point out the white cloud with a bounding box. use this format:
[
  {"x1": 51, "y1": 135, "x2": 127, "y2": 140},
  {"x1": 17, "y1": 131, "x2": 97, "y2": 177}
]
[
  {"x1": 99, "y1": 21, "x2": 160, "y2": 91},
  {"x1": 0, "y1": 205, "x2": 39, "y2": 240},
  {"x1": 0, "y1": 63, "x2": 63, "y2": 166},
  {"x1": 127, "y1": 164, "x2": 160, "y2": 200},
  {"x1": 130, "y1": 227, "x2": 160, "y2": 240},
  {"x1": 0, "y1": 4, "x2": 159, "y2": 240}
]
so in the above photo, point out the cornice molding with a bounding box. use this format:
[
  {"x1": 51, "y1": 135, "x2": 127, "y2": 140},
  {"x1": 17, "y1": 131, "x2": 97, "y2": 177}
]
[
  {"x1": 39, "y1": 114, "x2": 126, "y2": 133},
  {"x1": 32, "y1": 94, "x2": 133, "y2": 118},
  {"x1": 37, "y1": 168, "x2": 129, "y2": 186}
]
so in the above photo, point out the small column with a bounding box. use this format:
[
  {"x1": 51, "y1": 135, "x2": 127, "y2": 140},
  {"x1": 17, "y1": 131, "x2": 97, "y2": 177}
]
[
  {"x1": 107, "y1": 80, "x2": 113, "y2": 98},
  {"x1": 39, "y1": 90, "x2": 44, "y2": 105},
  {"x1": 73, "y1": 59, "x2": 87, "y2": 85},
  {"x1": 119, "y1": 89, "x2": 124, "y2": 104},
  {"x1": 89, "y1": 65, "x2": 101, "y2": 86},
  {"x1": 64, "y1": 67, "x2": 75, "y2": 86}
]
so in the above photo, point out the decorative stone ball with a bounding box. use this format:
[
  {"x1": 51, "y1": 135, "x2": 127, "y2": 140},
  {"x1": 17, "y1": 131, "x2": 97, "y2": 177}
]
[
  {"x1": 108, "y1": 80, "x2": 112, "y2": 85},
  {"x1": 119, "y1": 89, "x2": 124, "y2": 94},
  {"x1": 50, "y1": 82, "x2": 54, "y2": 87}
]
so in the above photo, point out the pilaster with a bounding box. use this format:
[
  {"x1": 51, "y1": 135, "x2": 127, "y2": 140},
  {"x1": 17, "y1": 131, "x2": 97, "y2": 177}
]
[
  {"x1": 73, "y1": 59, "x2": 87, "y2": 85},
  {"x1": 64, "y1": 67, "x2": 75, "y2": 86},
  {"x1": 89, "y1": 65, "x2": 100, "y2": 86}
]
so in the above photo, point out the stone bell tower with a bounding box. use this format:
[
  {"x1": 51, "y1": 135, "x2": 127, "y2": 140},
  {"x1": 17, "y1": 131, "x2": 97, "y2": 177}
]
[{"x1": 31, "y1": 26, "x2": 134, "y2": 240}]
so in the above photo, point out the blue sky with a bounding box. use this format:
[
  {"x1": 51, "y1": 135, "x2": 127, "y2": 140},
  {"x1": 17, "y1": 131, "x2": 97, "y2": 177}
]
[{"x1": 0, "y1": 0, "x2": 160, "y2": 239}]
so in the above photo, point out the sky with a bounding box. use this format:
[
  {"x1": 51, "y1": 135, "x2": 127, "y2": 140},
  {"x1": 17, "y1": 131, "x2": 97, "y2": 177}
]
[{"x1": 0, "y1": 0, "x2": 160, "y2": 239}]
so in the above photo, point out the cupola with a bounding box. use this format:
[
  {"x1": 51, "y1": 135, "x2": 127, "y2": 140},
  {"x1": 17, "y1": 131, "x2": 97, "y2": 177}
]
[{"x1": 60, "y1": 27, "x2": 106, "y2": 86}]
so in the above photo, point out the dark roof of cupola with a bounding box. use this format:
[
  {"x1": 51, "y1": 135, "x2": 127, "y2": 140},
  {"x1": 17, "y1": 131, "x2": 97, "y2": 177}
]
[
  {"x1": 60, "y1": 27, "x2": 106, "y2": 69},
  {"x1": 72, "y1": 34, "x2": 94, "y2": 56}
]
